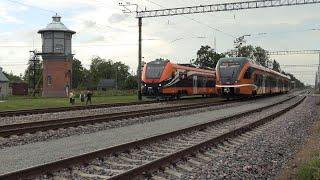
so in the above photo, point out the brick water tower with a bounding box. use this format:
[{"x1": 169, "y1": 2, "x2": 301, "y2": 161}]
[{"x1": 38, "y1": 14, "x2": 76, "y2": 97}]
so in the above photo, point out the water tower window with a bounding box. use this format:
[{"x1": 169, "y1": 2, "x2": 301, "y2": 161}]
[
  {"x1": 55, "y1": 44, "x2": 64, "y2": 53},
  {"x1": 54, "y1": 32, "x2": 65, "y2": 53},
  {"x1": 65, "y1": 34, "x2": 71, "y2": 40},
  {"x1": 44, "y1": 32, "x2": 52, "y2": 39},
  {"x1": 47, "y1": 75, "x2": 52, "y2": 85}
]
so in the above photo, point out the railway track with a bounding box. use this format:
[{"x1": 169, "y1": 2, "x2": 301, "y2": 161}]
[
  {"x1": 0, "y1": 94, "x2": 304, "y2": 179},
  {"x1": 0, "y1": 100, "x2": 230, "y2": 137},
  {"x1": 0, "y1": 96, "x2": 214, "y2": 117}
]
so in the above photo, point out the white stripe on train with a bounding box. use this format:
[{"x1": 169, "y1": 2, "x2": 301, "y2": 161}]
[{"x1": 216, "y1": 84, "x2": 258, "y2": 90}]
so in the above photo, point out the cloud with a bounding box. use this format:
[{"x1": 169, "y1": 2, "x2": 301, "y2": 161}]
[
  {"x1": 0, "y1": 2, "x2": 24, "y2": 24},
  {"x1": 83, "y1": 20, "x2": 97, "y2": 28},
  {"x1": 81, "y1": 35, "x2": 105, "y2": 43},
  {"x1": 108, "y1": 13, "x2": 128, "y2": 24}
]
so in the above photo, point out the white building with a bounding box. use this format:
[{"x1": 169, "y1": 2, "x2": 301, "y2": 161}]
[{"x1": 0, "y1": 67, "x2": 9, "y2": 99}]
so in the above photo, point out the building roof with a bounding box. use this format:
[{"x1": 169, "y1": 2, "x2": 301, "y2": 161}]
[
  {"x1": 0, "y1": 68, "x2": 9, "y2": 82},
  {"x1": 97, "y1": 79, "x2": 116, "y2": 88},
  {"x1": 38, "y1": 14, "x2": 75, "y2": 34}
]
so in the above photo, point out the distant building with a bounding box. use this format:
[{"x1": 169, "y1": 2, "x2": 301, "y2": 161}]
[
  {"x1": 11, "y1": 82, "x2": 28, "y2": 96},
  {"x1": 38, "y1": 14, "x2": 76, "y2": 97},
  {"x1": 0, "y1": 67, "x2": 9, "y2": 99},
  {"x1": 97, "y1": 79, "x2": 116, "y2": 91}
]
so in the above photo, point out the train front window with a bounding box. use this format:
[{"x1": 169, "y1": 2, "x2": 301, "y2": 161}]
[
  {"x1": 146, "y1": 64, "x2": 165, "y2": 79},
  {"x1": 219, "y1": 61, "x2": 241, "y2": 83}
]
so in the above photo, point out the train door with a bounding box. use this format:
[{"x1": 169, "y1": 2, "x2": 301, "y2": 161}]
[
  {"x1": 262, "y1": 74, "x2": 266, "y2": 94},
  {"x1": 202, "y1": 77, "x2": 207, "y2": 94},
  {"x1": 193, "y1": 76, "x2": 198, "y2": 94}
]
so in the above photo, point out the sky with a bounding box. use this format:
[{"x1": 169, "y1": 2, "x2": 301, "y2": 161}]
[{"x1": 0, "y1": 0, "x2": 319, "y2": 85}]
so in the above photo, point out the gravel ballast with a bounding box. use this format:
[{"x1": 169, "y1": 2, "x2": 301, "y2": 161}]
[
  {"x1": 0, "y1": 94, "x2": 294, "y2": 126},
  {"x1": 0, "y1": 102, "x2": 179, "y2": 126},
  {"x1": 34, "y1": 96, "x2": 305, "y2": 180},
  {"x1": 0, "y1": 94, "x2": 293, "y2": 149},
  {"x1": 0, "y1": 94, "x2": 295, "y2": 175},
  {"x1": 182, "y1": 94, "x2": 320, "y2": 180}
]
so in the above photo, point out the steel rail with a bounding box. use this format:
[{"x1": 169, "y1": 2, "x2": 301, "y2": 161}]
[
  {"x1": 0, "y1": 96, "x2": 212, "y2": 117},
  {"x1": 0, "y1": 100, "x2": 228, "y2": 137},
  {"x1": 0, "y1": 101, "x2": 154, "y2": 117},
  {"x1": 111, "y1": 96, "x2": 305, "y2": 179},
  {"x1": 0, "y1": 95, "x2": 300, "y2": 179}
]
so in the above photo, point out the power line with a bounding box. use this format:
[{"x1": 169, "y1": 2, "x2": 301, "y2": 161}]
[
  {"x1": 5, "y1": 0, "x2": 57, "y2": 14},
  {"x1": 268, "y1": 50, "x2": 320, "y2": 55},
  {"x1": 280, "y1": 64, "x2": 319, "y2": 67},
  {"x1": 144, "y1": 0, "x2": 235, "y2": 38},
  {"x1": 137, "y1": 0, "x2": 320, "y2": 18}
]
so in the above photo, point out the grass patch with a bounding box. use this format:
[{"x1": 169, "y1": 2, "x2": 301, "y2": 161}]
[
  {"x1": 298, "y1": 120, "x2": 320, "y2": 180},
  {"x1": 298, "y1": 155, "x2": 320, "y2": 180},
  {"x1": 0, "y1": 95, "x2": 138, "y2": 111}
]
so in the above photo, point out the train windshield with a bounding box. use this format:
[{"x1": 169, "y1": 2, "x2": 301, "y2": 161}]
[
  {"x1": 146, "y1": 61, "x2": 166, "y2": 79},
  {"x1": 218, "y1": 60, "x2": 242, "y2": 84}
]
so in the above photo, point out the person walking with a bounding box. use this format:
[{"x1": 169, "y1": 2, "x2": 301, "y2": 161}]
[
  {"x1": 69, "y1": 91, "x2": 75, "y2": 105},
  {"x1": 86, "y1": 90, "x2": 92, "y2": 105},
  {"x1": 80, "y1": 91, "x2": 85, "y2": 103}
]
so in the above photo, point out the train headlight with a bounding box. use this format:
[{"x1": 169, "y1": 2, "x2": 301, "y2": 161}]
[{"x1": 159, "y1": 84, "x2": 162, "y2": 87}]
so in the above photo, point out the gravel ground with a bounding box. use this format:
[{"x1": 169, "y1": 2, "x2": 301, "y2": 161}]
[
  {"x1": 0, "y1": 94, "x2": 295, "y2": 175},
  {"x1": 37, "y1": 96, "x2": 304, "y2": 180},
  {"x1": 182, "y1": 94, "x2": 319, "y2": 180},
  {"x1": 0, "y1": 102, "x2": 180, "y2": 126},
  {"x1": 0, "y1": 94, "x2": 293, "y2": 126},
  {"x1": 0, "y1": 94, "x2": 293, "y2": 149}
]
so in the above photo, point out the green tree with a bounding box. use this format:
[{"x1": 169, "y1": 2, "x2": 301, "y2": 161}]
[
  {"x1": 113, "y1": 61, "x2": 130, "y2": 89},
  {"x1": 23, "y1": 60, "x2": 43, "y2": 89},
  {"x1": 3, "y1": 71, "x2": 23, "y2": 83},
  {"x1": 226, "y1": 45, "x2": 269, "y2": 67},
  {"x1": 123, "y1": 75, "x2": 138, "y2": 89},
  {"x1": 191, "y1": 45, "x2": 225, "y2": 68},
  {"x1": 72, "y1": 58, "x2": 86, "y2": 89},
  {"x1": 238, "y1": 45, "x2": 255, "y2": 58},
  {"x1": 272, "y1": 60, "x2": 281, "y2": 72},
  {"x1": 254, "y1": 46, "x2": 269, "y2": 67},
  {"x1": 89, "y1": 56, "x2": 130, "y2": 89}
]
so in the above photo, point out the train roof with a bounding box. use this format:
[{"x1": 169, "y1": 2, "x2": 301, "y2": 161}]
[
  {"x1": 219, "y1": 57, "x2": 248, "y2": 62},
  {"x1": 146, "y1": 59, "x2": 215, "y2": 75},
  {"x1": 177, "y1": 64, "x2": 197, "y2": 68}
]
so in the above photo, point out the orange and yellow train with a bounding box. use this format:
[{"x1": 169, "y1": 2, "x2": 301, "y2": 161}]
[
  {"x1": 216, "y1": 57, "x2": 291, "y2": 98},
  {"x1": 141, "y1": 59, "x2": 216, "y2": 99}
]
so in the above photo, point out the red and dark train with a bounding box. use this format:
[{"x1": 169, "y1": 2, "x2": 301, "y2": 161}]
[
  {"x1": 141, "y1": 59, "x2": 216, "y2": 99},
  {"x1": 215, "y1": 57, "x2": 290, "y2": 98}
]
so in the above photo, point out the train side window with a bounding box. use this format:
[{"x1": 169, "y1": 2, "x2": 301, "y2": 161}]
[
  {"x1": 244, "y1": 67, "x2": 253, "y2": 79},
  {"x1": 254, "y1": 74, "x2": 258, "y2": 85}
]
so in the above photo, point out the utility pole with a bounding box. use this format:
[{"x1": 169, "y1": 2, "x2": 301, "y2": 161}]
[
  {"x1": 138, "y1": 17, "x2": 142, "y2": 100},
  {"x1": 213, "y1": 36, "x2": 216, "y2": 52},
  {"x1": 29, "y1": 50, "x2": 40, "y2": 96},
  {"x1": 317, "y1": 53, "x2": 320, "y2": 91},
  {"x1": 120, "y1": 2, "x2": 143, "y2": 100}
]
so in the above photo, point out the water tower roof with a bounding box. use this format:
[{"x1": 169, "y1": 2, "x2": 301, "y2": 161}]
[{"x1": 38, "y1": 14, "x2": 75, "y2": 34}]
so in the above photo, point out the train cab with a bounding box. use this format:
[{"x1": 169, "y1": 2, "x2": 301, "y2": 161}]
[
  {"x1": 142, "y1": 59, "x2": 216, "y2": 99},
  {"x1": 216, "y1": 57, "x2": 290, "y2": 98}
]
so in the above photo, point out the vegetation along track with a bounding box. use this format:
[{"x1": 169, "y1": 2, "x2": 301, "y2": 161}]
[
  {"x1": 0, "y1": 100, "x2": 232, "y2": 137},
  {"x1": 0, "y1": 94, "x2": 304, "y2": 179}
]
